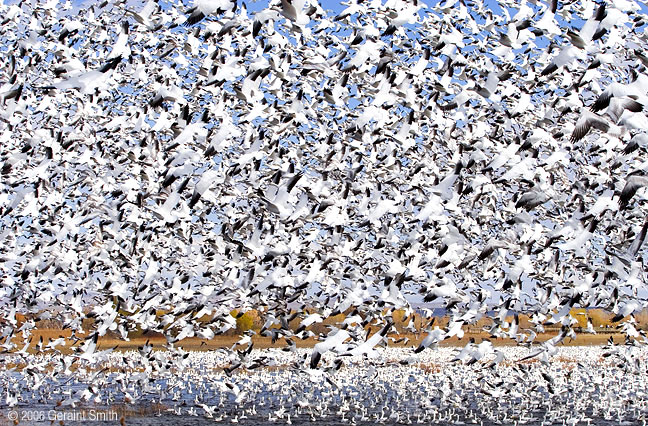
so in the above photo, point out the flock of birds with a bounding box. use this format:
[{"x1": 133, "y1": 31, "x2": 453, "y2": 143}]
[
  {"x1": 4, "y1": 346, "x2": 648, "y2": 424},
  {"x1": 2, "y1": 0, "x2": 648, "y2": 421}
]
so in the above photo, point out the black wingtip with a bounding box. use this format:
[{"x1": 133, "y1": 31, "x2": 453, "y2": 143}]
[
  {"x1": 99, "y1": 56, "x2": 122, "y2": 73},
  {"x1": 627, "y1": 100, "x2": 643, "y2": 114},
  {"x1": 569, "y1": 133, "x2": 580, "y2": 144},
  {"x1": 253, "y1": 20, "x2": 262, "y2": 38},
  {"x1": 590, "y1": 94, "x2": 610, "y2": 112},
  {"x1": 310, "y1": 351, "x2": 321, "y2": 369},
  {"x1": 540, "y1": 63, "x2": 558, "y2": 76},
  {"x1": 381, "y1": 25, "x2": 397, "y2": 37},
  {"x1": 162, "y1": 173, "x2": 177, "y2": 188},
  {"x1": 188, "y1": 192, "x2": 201, "y2": 209},
  {"x1": 149, "y1": 95, "x2": 163, "y2": 109},
  {"x1": 594, "y1": 3, "x2": 607, "y2": 22},
  {"x1": 592, "y1": 28, "x2": 607, "y2": 41},
  {"x1": 184, "y1": 10, "x2": 205, "y2": 26}
]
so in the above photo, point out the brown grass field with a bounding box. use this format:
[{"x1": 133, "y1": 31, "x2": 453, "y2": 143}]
[
  {"x1": 4, "y1": 307, "x2": 637, "y2": 355},
  {"x1": 6, "y1": 328, "x2": 625, "y2": 355}
]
